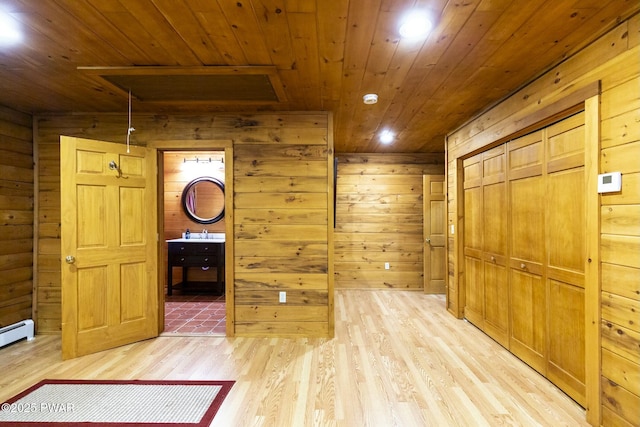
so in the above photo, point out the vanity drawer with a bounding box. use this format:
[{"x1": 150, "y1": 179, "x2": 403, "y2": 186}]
[
  {"x1": 168, "y1": 242, "x2": 218, "y2": 256},
  {"x1": 170, "y1": 255, "x2": 216, "y2": 267}
]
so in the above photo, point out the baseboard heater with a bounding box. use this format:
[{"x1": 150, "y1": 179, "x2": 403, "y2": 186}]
[{"x1": 0, "y1": 319, "x2": 35, "y2": 348}]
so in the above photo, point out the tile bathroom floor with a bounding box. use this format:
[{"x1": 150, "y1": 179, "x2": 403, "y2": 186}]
[{"x1": 163, "y1": 293, "x2": 226, "y2": 335}]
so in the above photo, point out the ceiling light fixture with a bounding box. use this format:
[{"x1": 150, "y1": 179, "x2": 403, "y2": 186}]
[
  {"x1": 363, "y1": 93, "x2": 378, "y2": 104},
  {"x1": 379, "y1": 129, "x2": 395, "y2": 144},
  {"x1": 0, "y1": 11, "x2": 22, "y2": 45},
  {"x1": 399, "y1": 11, "x2": 432, "y2": 39}
]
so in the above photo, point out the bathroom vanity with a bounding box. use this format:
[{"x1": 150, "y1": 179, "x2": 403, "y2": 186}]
[
  {"x1": 166, "y1": 236, "x2": 225, "y2": 295},
  {"x1": 166, "y1": 175, "x2": 226, "y2": 296}
]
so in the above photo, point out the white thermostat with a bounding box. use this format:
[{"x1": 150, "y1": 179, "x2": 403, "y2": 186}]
[{"x1": 597, "y1": 172, "x2": 622, "y2": 193}]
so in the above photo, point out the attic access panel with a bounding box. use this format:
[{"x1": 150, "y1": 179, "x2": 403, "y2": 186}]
[
  {"x1": 79, "y1": 66, "x2": 286, "y2": 104},
  {"x1": 104, "y1": 74, "x2": 277, "y2": 102}
]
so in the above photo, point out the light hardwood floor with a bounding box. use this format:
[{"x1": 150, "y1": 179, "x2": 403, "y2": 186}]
[{"x1": 0, "y1": 290, "x2": 588, "y2": 426}]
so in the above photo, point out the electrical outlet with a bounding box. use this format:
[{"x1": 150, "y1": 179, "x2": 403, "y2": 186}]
[
  {"x1": 384, "y1": 262, "x2": 390, "y2": 270},
  {"x1": 279, "y1": 291, "x2": 286, "y2": 303}
]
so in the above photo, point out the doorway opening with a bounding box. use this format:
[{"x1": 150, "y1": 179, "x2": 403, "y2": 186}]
[{"x1": 161, "y1": 150, "x2": 227, "y2": 336}]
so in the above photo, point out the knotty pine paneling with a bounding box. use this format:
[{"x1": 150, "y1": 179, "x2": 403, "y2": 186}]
[
  {"x1": 0, "y1": 106, "x2": 34, "y2": 329},
  {"x1": 335, "y1": 154, "x2": 444, "y2": 290},
  {"x1": 233, "y1": 132, "x2": 331, "y2": 336},
  {"x1": 446, "y1": 16, "x2": 639, "y2": 427},
  {"x1": 34, "y1": 112, "x2": 333, "y2": 338}
]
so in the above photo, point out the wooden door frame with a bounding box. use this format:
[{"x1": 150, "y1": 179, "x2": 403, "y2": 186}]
[{"x1": 148, "y1": 140, "x2": 234, "y2": 337}]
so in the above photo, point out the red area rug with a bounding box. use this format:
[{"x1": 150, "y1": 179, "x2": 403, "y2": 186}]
[{"x1": 0, "y1": 379, "x2": 234, "y2": 426}]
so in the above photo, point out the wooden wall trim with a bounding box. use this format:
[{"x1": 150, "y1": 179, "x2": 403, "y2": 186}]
[
  {"x1": 224, "y1": 146, "x2": 235, "y2": 337},
  {"x1": 452, "y1": 156, "x2": 466, "y2": 319},
  {"x1": 31, "y1": 117, "x2": 39, "y2": 329},
  {"x1": 156, "y1": 149, "x2": 164, "y2": 334},
  {"x1": 327, "y1": 113, "x2": 335, "y2": 336},
  {"x1": 584, "y1": 95, "x2": 601, "y2": 425}
]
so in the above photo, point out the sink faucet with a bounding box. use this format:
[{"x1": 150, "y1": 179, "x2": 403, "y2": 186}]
[{"x1": 202, "y1": 229, "x2": 208, "y2": 239}]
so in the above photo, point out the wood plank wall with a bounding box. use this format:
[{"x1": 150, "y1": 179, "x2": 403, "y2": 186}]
[
  {"x1": 232, "y1": 116, "x2": 332, "y2": 337},
  {"x1": 33, "y1": 112, "x2": 333, "y2": 338},
  {"x1": 446, "y1": 15, "x2": 639, "y2": 427},
  {"x1": 335, "y1": 154, "x2": 444, "y2": 289},
  {"x1": 0, "y1": 106, "x2": 33, "y2": 328}
]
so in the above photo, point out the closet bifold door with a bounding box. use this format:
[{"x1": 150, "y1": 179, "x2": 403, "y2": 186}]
[
  {"x1": 544, "y1": 113, "x2": 586, "y2": 406},
  {"x1": 462, "y1": 145, "x2": 509, "y2": 348},
  {"x1": 507, "y1": 130, "x2": 546, "y2": 375},
  {"x1": 481, "y1": 146, "x2": 508, "y2": 348},
  {"x1": 462, "y1": 112, "x2": 586, "y2": 406},
  {"x1": 463, "y1": 153, "x2": 484, "y2": 328}
]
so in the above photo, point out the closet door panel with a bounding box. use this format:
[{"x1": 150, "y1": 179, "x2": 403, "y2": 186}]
[
  {"x1": 464, "y1": 187, "x2": 483, "y2": 253},
  {"x1": 509, "y1": 269, "x2": 546, "y2": 374},
  {"x1": 483, "y1": 163, "x2": 508, "y2": 346},
  {"x1": 483, "y1": 183, "x2": 507, "y2": 256},
  {"x1": 548, "y1": 279, "x2": 586, "y2": 406},
  {"x1": 547, "y1": 112, "x2": 585, "y2": 173},
  {"x1": 546, "y1": 114, "x2": 586, "y2": 405},
  {"x1": 508, "y1": 132, "x2": 543, "y2": 180},
  {"x1": 484, "y1": 261, "x2": 509, "y2": 347},
  {"x1": 464, "y1": 168, "x2": 484, "y2": 327},
  {"x1": 509, "y1": 136, "x2": 545, "y2": 375},
  {"x1": 510, "y1": 176, "x2": 545, "y2": 265},
  {"x1": 547, "y1": 169, "x2": 585, "y2": 275},
  {"x1": 464, "y1": 256, "x2": 484, "y2": 327}
]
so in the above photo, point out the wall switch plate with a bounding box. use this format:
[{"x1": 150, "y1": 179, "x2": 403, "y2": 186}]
[
  {"x1": 598, "y1": 172, "x2": 622, "y2": 193},
  {"x1": 384, "y1": 262, "x2": 390, "y2": 270},
  {"x1": 279, "y1": 291, "x2": 286, "y2": 303}
]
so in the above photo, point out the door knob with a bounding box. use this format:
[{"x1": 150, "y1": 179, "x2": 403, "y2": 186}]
[
  {"x1": 65, "y1": 255, "x2": 76, "y2": 264},
  {"x1": 426, "y1": 238, "x2": 431, "y2": 244}
]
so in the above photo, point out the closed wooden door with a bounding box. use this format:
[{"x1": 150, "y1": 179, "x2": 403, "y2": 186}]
[
  {"x1": 481, "y1": 147, "x2": 508, "y2": 347},
  {"x1": 544, "y1": 114, "x2": 586, "y2": 406},
  {"x1": 463, "y1": 147, "x2": 508, "y2": 346},
  {"x1": 423, "y1": 175, "x2": 446, "y2": 294},
  {"x1": 61, "y1": 136, "x2": 158, "y2": 359},
  {"x1": 463, "y1": 154, "x2": 484, "y2": 327},
  {"x1": 508, "y1": 131, "x2": 546, "y2": 374}
]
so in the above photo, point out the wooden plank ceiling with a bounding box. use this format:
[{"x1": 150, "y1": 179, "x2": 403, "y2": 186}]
[{"x1": 0, "y1": 0, "x2": 637, "y2": 153}]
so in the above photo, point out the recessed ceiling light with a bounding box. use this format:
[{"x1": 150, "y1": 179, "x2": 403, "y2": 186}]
[
  {"x1": 379, "y1": 129, "x2": 395, "y2": 144},
  {"x1": 0, "y1": 11, "x2": 22, "y2": 45},
  {"x1": 363, "y1": 93, "x2": 378, "y2": 104},
  {"x1": 399, "y1": 11, "x2": 432, "y2": 39}
]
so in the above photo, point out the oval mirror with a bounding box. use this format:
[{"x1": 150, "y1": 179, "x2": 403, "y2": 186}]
[{"x1": 181, "y1": 176, "x2": 225, "y2": 224}]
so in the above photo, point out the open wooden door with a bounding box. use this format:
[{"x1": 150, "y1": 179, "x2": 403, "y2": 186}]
[
  {"x1": 61, "y1": 136, "x2": 158, "y2": 359},
  {"x1": 423, "y1": 175, "x2": 446, "y2": 294}
]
